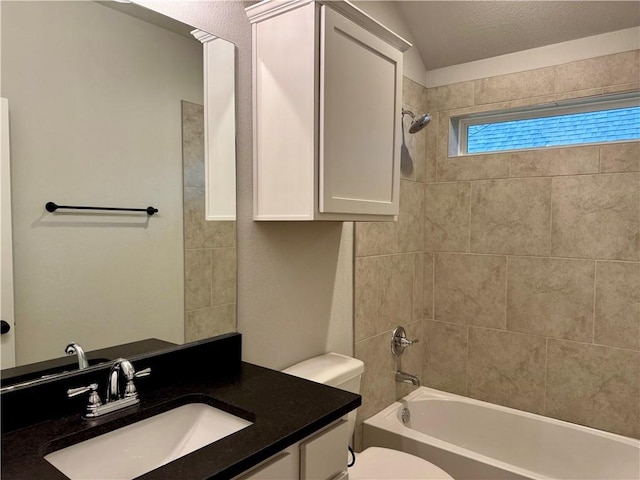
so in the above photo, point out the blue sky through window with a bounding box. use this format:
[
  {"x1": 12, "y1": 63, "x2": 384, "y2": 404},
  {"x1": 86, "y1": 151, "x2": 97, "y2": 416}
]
[{"x1": 467, "y1": 106, "x2": 640, "y2": 153}]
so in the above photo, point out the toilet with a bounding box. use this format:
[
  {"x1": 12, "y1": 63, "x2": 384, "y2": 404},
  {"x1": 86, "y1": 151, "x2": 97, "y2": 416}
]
[{"x1": 283, "y1": 353, "x2": 454, "y2": 480}]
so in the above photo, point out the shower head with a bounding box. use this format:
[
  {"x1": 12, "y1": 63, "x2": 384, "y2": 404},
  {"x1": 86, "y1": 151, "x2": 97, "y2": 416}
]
[
  {"x1": 402, "y1": 109, "x2": 431, "y2": 134},
  {"x1": 409, "y1": 113, "x2": 431, "y2": 133}
]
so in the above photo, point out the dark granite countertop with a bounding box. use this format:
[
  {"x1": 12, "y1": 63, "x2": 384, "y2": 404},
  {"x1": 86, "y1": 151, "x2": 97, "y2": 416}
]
[{"x1": 1, "y1": 336, "x2": 361, "y2": 480}]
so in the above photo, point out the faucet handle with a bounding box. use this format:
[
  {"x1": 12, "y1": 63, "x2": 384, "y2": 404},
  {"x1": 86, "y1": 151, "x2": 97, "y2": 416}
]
[
  {"x1": 68, "y1": 383, "x2": 99, "y2": 398},
  {"x1": 134, "y1": 367, "x2": 151, "y2": 378},
  {"x1": 124, "y1": 366, "x2": 151, "y2": 398},
  {"x1": 398, "y1": 337, "x2": 419, "y2": 347},
  {"x1": 391, "y1": 326, "x2": 419, "y2": 357},
  {"x1": 68, "y1": 383, "x2": 103, "y2": 415}
]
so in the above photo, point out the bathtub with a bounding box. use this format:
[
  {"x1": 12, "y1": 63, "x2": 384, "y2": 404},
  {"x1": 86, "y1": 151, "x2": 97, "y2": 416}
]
[{"x1": 362, "y1": 387, "x2": 640, "y2": 480}]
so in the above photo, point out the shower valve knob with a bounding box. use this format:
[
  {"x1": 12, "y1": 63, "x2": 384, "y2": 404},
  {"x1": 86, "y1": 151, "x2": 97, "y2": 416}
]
[{"x1": 391, "y1": 326, "x2": 419, "y2": 357}]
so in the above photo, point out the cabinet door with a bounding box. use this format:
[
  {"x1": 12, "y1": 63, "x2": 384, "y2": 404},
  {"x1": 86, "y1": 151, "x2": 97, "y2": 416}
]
[
  {"x1": 300, "y1": 419, "x2": 349, "y2": 480},
  {"x1": 320, "y1": 6, "x2": 401, "y2": 216}
]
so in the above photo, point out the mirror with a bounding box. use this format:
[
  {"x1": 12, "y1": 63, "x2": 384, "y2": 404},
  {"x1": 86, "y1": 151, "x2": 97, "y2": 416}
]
[{"x1": 0, "y1": 1, "x2": 237, "y2": 376}]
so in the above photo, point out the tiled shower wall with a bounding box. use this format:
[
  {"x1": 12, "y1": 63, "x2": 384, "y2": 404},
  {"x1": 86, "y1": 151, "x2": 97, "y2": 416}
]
[
  {"x1": 354, "y1": 50, "x2": 640, "y2": 443},
  {"x1": 182, "y1": 101, "x2": 237, "y2": 341}
]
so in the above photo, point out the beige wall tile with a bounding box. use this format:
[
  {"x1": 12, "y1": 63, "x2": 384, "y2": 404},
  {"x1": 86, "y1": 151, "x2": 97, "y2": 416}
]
[
  {"x1": 602, "y1": 82, "x2": 640, "y2": 95},
  {"x1": 184, "y1": 249, "x2": 211, "y2": 311},
  {"x1": 403, "y1": 76, "x2": 425, "y2": 110},
  {"x1": 475, "y1": 67, "x2": 555, "y2": 105},
  {"x1": 437, "y1": 153, "x2": 511, "y2": 182},
  {"x1": 436, "y1": 111, "x2": 451, "y2": 167},
  {"x1": 507, "y1": 257, "x2": 595, "y2": 342},
  {"x1": 595, "y1": 261, "x2": 640, "y2": 350},
  {"x1": 551, "y1": 173, "x2": 640, "y2": 261},
  {"x1": 546, "y1": 339, "x2": 640, "y2": 438},
  {"x1": 510, "y1": 146, "x2": 600, "y2": 178},
  {"x1": 425, "y1": 114, "x2": 438, "y2": 184},
  {"x1": 181, "y1": 101, "x2": 205, "y2": 189},
  {"x1": 467, "y1": 328, "x2": 546, "y2": 414},
  {"x1": 442, "y1": 88, "x2": 602, "y2": 120},
  {"x1": 555, "y1": 50, "x2": 640, "y2": 93},
  {"x1": 423, "y1": 253, "x2": 434, "y2": 319},
  {"x1": 425, "y1": 182, "x2": 470, "y2": 252},
  {"x1": 425, "y1": 87, "x2": 436, "y2": 113},
  {"x1": 184, "y1": 187, "x2": 236, "y2": 249},
  {"x1": 211, "y1": 247, "x2": 236, "y2": 306},
  {"x1": 432, "y1": 81, "x2": 475, "y2": 111},
  {"x1": 424, "y1": 320, "x2": 468, "y2": 395},
  {"x1": 355, "y1": 332, "x2": 397, "y2": 423},
  {"x1": 413, "y1": 254, "x2": 424, "y2": 321},
  {"x1": 355, "y1": 256, "x2": 379, "y2": 342},
  {"x1": 600, "y1": 142, "x2": 640, "y2": 173},
  {"x1": 355, "y1": 222, "x2": 396, "y2": 257},
  {"x1": 470, "y1": 178, "x2": 551, "y2": 256},
  {"x1": 397, "y1": 181, "x2": 425, "y2": 253},
  {"x1": 396, "y1": 319, "x2": 424, "y2": 398},
  {"x1": 435, "y1": 253, "x2": 507, "y2": 329},
  {"x1": 378, "y1": 254, "x2": 414, "y2": 332},
  {"x1": 185, "y1": 304, "x2": 236, "y2": 342}
]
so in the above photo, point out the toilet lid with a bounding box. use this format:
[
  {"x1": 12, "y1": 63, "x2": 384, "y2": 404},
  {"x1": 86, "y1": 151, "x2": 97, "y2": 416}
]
[{"x1": 349, "y1": 447, "x2": 454, "y2": 480}]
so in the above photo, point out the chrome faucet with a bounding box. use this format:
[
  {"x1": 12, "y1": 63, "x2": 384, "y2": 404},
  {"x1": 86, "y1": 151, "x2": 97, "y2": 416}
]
[
  {"x1": 68, "y1": 357, "x2": 151, "y2": 418},
  {"x1": 65, "y1": 342, "x2": 89, "y2": 370},
  {"x1": 107, "y1": 358, "x2": 150, "y2": 402},
  {"x1": 396, "y1": 370, "x2": 421, "y2": 386}
]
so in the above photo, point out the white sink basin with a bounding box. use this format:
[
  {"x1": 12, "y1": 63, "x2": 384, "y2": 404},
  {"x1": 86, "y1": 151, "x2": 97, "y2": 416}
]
[{"x1": 44, "y1": 403, "x2": 253, "y2": 480}]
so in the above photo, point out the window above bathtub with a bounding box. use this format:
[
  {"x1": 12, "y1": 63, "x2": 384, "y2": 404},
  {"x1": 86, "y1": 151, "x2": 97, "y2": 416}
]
[{"x1": 450, "y1": 92, "x2": 640, "y2": 156}]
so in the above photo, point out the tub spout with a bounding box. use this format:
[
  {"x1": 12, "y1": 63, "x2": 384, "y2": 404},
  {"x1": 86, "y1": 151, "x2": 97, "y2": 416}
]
[{"x1": 396, "y1": 370, "x2": 420, "y2": 386}]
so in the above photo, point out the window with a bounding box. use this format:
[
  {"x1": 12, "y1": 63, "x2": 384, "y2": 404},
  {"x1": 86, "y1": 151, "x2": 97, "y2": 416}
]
[{"x1": 452, "y1": 93, "x2": 640, "y2": 156}]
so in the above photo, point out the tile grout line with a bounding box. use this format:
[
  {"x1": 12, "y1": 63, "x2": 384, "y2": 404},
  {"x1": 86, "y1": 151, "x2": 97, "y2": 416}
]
[
  {"x1": 593, "y1": 261, "x2": 598, "y2": 344},
  {"x1": 548, "y1": 177, "x2": 554, "y2": 257},
  {"x1": 504, "y1": 256, "x2": 509, "y2": 331},
  {"x1": 447, "y1": 323, "x2": 640, "y2": 354},
  {"x1": 468, "y1": 182, "x2": 473, "y2": 253},
  {"x1": 543, "y1": 337, "x2": 549, "y2": 415},
  {"x1": 432, "y1": 252, "x2": 436, "y2": 324},
  {"x1": 465, "y1": 325, "x2": 470, "y2": 396}
]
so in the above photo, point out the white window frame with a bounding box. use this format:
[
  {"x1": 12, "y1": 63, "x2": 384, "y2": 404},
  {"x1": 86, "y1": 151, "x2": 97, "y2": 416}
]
[{"x1": 451, "y1": 92, "x2": 640, "y2": 156}]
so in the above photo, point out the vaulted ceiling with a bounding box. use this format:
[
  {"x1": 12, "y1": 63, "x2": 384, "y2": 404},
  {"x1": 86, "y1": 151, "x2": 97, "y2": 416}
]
[{"x1": 392, "y1": 1, "x2": 640, "y2": 70}]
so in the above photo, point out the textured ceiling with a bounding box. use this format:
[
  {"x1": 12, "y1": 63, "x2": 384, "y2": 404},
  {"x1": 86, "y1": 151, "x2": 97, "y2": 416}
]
[{"x1": 393, "y1": 1, "x2": 640, "y2": 70}]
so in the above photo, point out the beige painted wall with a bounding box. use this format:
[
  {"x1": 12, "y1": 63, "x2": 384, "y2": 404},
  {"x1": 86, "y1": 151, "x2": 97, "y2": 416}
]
[
  {"x1": 2, "y1": 1, "x2": 203, "y2": 364},
  {"x1": 354, "y1": 51, "x2": 640, "y2": 445}
]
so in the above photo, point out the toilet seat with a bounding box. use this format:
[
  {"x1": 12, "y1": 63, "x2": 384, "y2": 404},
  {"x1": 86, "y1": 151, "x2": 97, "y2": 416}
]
[{"x1": 349, "y1": 447, "x2": 454, "y2": 479}]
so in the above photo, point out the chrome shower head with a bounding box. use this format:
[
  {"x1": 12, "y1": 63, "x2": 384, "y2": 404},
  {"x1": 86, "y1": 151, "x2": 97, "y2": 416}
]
[
  {"x1": 409, "y1": 113, "x2": 431, "y2": 133},
  {"x1": 402, "y1": 109, "x2": 431, "y2": 134}
]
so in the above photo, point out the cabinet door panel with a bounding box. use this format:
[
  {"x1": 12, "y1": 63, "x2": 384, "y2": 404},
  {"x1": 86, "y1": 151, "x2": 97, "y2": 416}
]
[{"x1": 320, "y1": 6, "x2": 401, "y2": 215}]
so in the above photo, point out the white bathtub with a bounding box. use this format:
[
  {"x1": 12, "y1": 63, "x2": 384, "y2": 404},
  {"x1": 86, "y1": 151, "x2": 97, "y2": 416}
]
[{"x1": 362, "y1": 387, "x2": 640, "y2": 480}]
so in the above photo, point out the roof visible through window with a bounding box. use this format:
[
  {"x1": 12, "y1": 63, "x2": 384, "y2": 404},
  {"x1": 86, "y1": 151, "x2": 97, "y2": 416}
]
[{"x1": 466, "y1": 106, "x2": 640, "y2": 154}]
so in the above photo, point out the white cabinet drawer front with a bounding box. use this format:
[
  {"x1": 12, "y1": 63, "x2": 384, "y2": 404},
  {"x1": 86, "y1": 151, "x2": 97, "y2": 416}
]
[
  {"x1": 300, "y1": 419, "x2": 349, "y2": 480},
  {"x1": 235, "y1": 452, "x2": 297, "y2": 480}
]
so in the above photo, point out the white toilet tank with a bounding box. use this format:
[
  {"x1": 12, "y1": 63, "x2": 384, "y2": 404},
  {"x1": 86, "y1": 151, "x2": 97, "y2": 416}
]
[
  {"x1": 283, "y1": 353, "x2": 365, "y2": 444},
  {"x1": 283, "y1": 353, "x2": 364, "y2": 393}
]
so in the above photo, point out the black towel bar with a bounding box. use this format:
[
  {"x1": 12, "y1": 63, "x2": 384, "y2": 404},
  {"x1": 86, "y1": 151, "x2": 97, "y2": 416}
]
[{"x1": 45, "y1": 202, "x2": 158, "y2": 216}]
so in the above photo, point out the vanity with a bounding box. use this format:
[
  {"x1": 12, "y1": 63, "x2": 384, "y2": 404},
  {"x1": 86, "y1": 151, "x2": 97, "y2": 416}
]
[{"x1": 1, "y1": 334, "x2": 361, "y2": 479}]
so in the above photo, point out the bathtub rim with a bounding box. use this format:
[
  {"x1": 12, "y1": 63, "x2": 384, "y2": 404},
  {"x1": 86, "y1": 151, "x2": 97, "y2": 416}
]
[{"x1": 362, "y1": 386, "x2": 639, "y2": 480}]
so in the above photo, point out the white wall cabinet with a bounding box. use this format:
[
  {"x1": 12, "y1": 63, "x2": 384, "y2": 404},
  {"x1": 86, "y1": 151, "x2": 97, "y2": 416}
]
[{"x1": 247, "y1": 0, "x2": 411, "y2": 221}]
